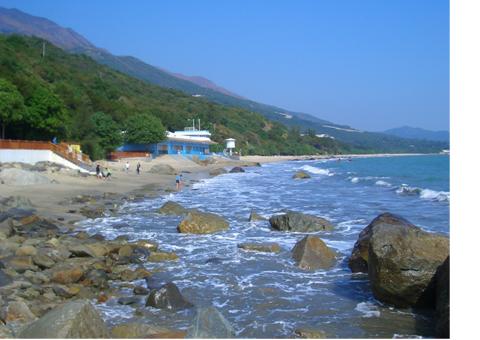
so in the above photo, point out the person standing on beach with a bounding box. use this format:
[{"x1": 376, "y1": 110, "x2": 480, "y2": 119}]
[
  {"x1": 175, "y1": 174, "x2": 182, "y2": 190},
  {"x1": 136, "y1": 162, "x2": 141, "y2": 175},
  {"x1": 96, "y1": 164, "x2": 101, "y2": 178},
  {"x1": 124, "y1": 161, "x2": 130, "y2": 173}
]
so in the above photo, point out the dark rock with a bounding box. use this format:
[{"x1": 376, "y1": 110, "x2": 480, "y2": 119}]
[
  {"x1": 269, "y1": 211, "x2": 333, "y2": 232},
  {"x1": 83, "y1": 269, "x2": 109, "y2": 289},
  {"x1": 348, "y1": 213, "x2": 415, "y2": 273},
  {"x1": 187, "y1": 306, "x2": 235, "y2": 338},
  {"x1": 368, "y1": 222, "x2": 449, "y2": 308},
  {"x1": 133, "y1": 286, "x2": 149, "y2": 295},
  {"x1": 118, "y1": 296, "x2": 141, "y2": 305},
  {"x1": 79, "y1": 205, "x2": 106, "y2": 219},
  {"x1": 229, "y1": 167, "x2": 245, "y2": 173},
  {"x1": 238, "y1": 243, "x2": 281, "y2": 253},
  {"x1": 178, "y1": 211, "x2": 229, "y2": 234},
  {"x1": 204, "y1": 257, "x2": 226, "y2": 265},
  {"x1": 435, "y1": 256, "x2": 450, "y2": 338},
  {"x1": 90, "y1": 233, "x2": 105, "y2": 241},
  {"x1": 292, "y1": 171, "x2": 311, "y2": 179},
  {"x1": 158, "y1": 201, "x2": 189, "y2": 216},
  {"x1": 32, "y1": 254, "x2": 56, "y2": 269},
  {"x1": 294, "y1": 328, "x2": 327, "y2": 338},
  {"x1": 248, "y1": 210, "x2": 266, "y2": 222},
  {"x1": 145, "y1": 282, "x2": 193, "y2": 310},
  {"x1": 18, "y1": 300, "x2": 110, "y2": 338},
  {"x1": 0, "y1": 269, "x2": 13, "y2": 287},
  {"x1": 292, "y1": 235, "x2": 336, "y2": 270},
  {"x1": 209, "y1": 168, "x2": 227, "y2": 177}
]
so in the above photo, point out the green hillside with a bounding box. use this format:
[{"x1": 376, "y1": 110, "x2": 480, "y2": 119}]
[{"x1": 0, "y1": 35, "x2": 350, "y2": 159}]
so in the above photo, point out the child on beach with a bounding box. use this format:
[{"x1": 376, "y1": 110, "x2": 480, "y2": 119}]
[
  {"x1": 136, "y1": 162, "x2": 141, "y2": 175},
  {"x1": 175, "y1": 174, "x2": 183, "y2": 190},
  {"x1": 124, "y1": 161, "x2": 130, "y2": 173},
  {"x1": 96, "y1": 164, "x2": 101, "y2": 178},
  {"x1": 105, "y1": 167, "x2": 112, "y2": 179}
]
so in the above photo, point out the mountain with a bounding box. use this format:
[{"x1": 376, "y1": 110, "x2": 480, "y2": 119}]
[
  {"x1": 384, "y1": 126, "x2": 449, "y2": 142},
  {"x1": 0, "y1": 7, "x2": 448, "y2": 153}
]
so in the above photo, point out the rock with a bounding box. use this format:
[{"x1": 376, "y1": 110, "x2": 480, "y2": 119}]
[
  {"x1": 111, "y1": 323, "x2": 164, "y2": 338},
  {"x1": 32, "y1": 254, "x2": 56, "y2": 269},
  {"x1": 118, "y1": 296, "x2": 141, "y2": 306},
  {"x1": 135, "y1": 240, "x2": 158, "y2": 251},
  {"x1": 53, "y1": 285, "x2": 81, "y2": 298},
  {"x1": 0, "y1": 218, "x2": 14, "y2": 238},
  {"x1": 348, "y1": 213, "x2": 415, "y2": 273},
  {"x1": 0, "y1": 269, "x2": 13, "y2": 287},
  {"x1": 187, "y1": 306, "x2": 235, "y2": 338},
  {"x1": 83, "y1": 269, "x2": 109, "y2": 289},
  {"x1": 24, "y1": 270, "x2": 50, "y2": 284},
  {"x1": 18, "y1": 300, "x2": 110, "y2": 338},
  {"x1": 269, "y1": 211, "x2": 333, "y2": 232},
  {"x1": 158, "y1": 201, "x2": 189, "y2": 215},
  {"x1": 178, "y1": 211, "x2": 229, "y2": 234},
  {"x1": 118, "y1": 245, "x2": 134, "y2": 257},
  {"x1": 292, "y1": 171, "x2": 311, "y2": 179},
  {"x1": 145, "y1": 282, "x2": 193, "y2": 310},
  {"x1": 75, "y1": 231, "x2": 90, "y2": 240},
  {"x1": 229, "y1": 166, "x2": 245, "y2": 173},
  {"x1": 69, "y1": 243, "x2": 109, "y2": 258},
  {"x1": 145, "y1": 329, "x2": 187, "y2": 338},
  {"x1": 209, "y1": 168, "x2": 227, "y2": 177},
  {"x1": 368, "y1": 221, "x2": 449, "y2": 308},
  {"x1": 1, "y1": 300, "x2": 37, "y2": 324},
  {"x1": 435, "y1": 256, "x2": 450, "y2": 338},
  {"x1": 0, "y1": 195, "x2": 34, "y2": 211},
  {"x1": 294, "y1": 328, "x2": 327, "y2": 338},
  {"x1": 0, "y1": 168, "x2": 51, "y2": 186},
  {"x1": 248, "y1": 210, "x2": 266, "y2": 222},
  {"x1": 51, "y1": 266, "x2": 84, "y2": 284},
  {"x1": 238, "y1": 243, "x2": 281, "y2": 253},
  {"x1": 292, "y1": 236, "x2": 336, "y2": 270},
  {"x1": 0, "y1": 324, "x2": 12, "y2": 338},
  {"x1": 149, "y1": 164, "x2": 176, "y2": 175},
  {"x1": 1, "y1": 256, "x2": 38, "y2": 273},
  {"x1": 133, "y1": 286, "x2": 149, "y2": 295},
  {"x1": 79, "y1": 205, "x2": 106, "y2": 219},
  {"x1": 15, "y1": 245, "x2": 37, "y2": 257},
  {"x1": 148, "y1": 251, "x2": 179, "y2": 262}
]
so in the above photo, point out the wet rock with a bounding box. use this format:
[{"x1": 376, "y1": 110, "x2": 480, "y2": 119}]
[
  {"x1": 133, "y1": 286, "x2": 149, "y2": 295},
  {"x1": 248, "y1": 210, "x2": 266, "y2": 222},
  {"x1": 53, "y1": 285, "x2": 81, "y2": 298},
  {"x1": 269, "y1": 211, "x2": 333, "y2": 232},
  {"x1": 79, "y1": 205, "x2": 106, "y2": 219},
  {"x1": 145, "y1": 282, "x2": 193, "y2": 310},
  {"x1": 83, "y1": 269, "x2": 109, "y2": 289},
  {"x1": 146, "y1": 272, "x2": 176, "y2": 290},
  {"x1": 148, "y1": 251, "x2": 179, "y2": 262},
  {"x1": 0, "y1": 218, "x2": 14, "y2": 238},
  {"x1": 1, "y1": 256, "x2": 38, "y2": 273},
  {"x1": 118, "y1": 245, "x2": 134, "y2": 257},
  {"x1": 348, "y1": 213, "x2": 415, "y2": 273},
  {"x1": 135, "y1": 240, "x2": 158, "y2": 252},
  {"x1": 18, "y1": 300, "x2": 110, "y2": 338},
  {"x1": 118, "y1": 296, "x2": 141, "y2": 306},
  {"x1": 209, "y1": 168, "x2": 227, "y2": 177},
  {"x1": 187, "y1": 306, "x2": 235, "y2": 338},
  {"x1": 292, "y1": 236, "x2": 336, "y2": 270},
  {"x1": 238, "y1": 243, "x2": 281, "y2": 253},
  {"x1": 177, "y1": 211, "x2": 229, "y2": 234},
  {"x1": 294, "y1": 328, "x2": 327, "y2": 338},
  {"x1": 229, "y1": 166, "x2": 245, "y2": 173},
  {"x1": 158, "y1": 201, "x2": 189, "y2": 215},
  {"x1": 0, "y1": 269, "x2": 13, "y2": 287},
  {"x1": 292, "y1": 171, "x2": 311, "y2": 179},
  {"x1": 1, "y1": 300, "x2": 37, "y2": 324},
  {"x1": 15, "y1": 245, "x2": 37, "y2": 257},
  {"x1": 90, "y1": 233, "x2": 105, "y2": 241},
  {"x1": 75, "y1": 231, "x2": 90, "y2": 240},
  {"x1": 51, "y1": 265, "x2": 84, "y2": 284},
  {"x1": 435, "y1": 256, "x2": 450, "y2": 338},
  {"x1": 24, "y1": 270, "x2": 49, "y2": 284},
  {"x1": 32, "y1": 254, "x2": 56, "y2": 269},
  {"x1": 111, "y1": 323, "x2": 162, "y2": 338},
  {"x1": 368, "y1": 222, "x2": 449, "y2": 308},
  {"x1": 69, "y1": 243, "x2": 109, "y2": 258}
]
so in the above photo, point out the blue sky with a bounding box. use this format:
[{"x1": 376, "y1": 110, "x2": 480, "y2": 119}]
[{"x1": 0, "y1": 0, "x2": 449, "y2": 131}]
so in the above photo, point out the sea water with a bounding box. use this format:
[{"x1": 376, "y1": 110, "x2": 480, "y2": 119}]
[{"x1": 80, "y1": 154, "x2": 449, "y2": 338}]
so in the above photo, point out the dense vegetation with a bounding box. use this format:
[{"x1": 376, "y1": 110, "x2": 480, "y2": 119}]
[{"x1": 0, "y1": 35, "x2": 349, "y2": 159}]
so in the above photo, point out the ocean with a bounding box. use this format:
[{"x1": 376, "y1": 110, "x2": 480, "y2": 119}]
[{"x1": 80, "y1": 154, "x2": 449, "y2": 338}]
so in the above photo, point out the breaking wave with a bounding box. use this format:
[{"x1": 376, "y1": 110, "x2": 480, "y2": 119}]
[
  {"x1": 396, "y1": 184, "x2": 449, "y2": 202},
  {"x1": 300, "y1": 165, "x2": 334, "y2": 176}
]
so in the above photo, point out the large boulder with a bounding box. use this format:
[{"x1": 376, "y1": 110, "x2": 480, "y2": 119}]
[
  {"x1": 111, "y1": 323, "x2": 185, "y2": 338},
  {"x1": 435, "y1": 256, "x2": 450, "y2": 338},
  {"x1": 269, "y1": 211, "x2": 333, "y2": 232},
  {"x1": 348, "y1": 213, "x2": 415, "y2": 273},
  {"x1": 292, "y1": 171, "x2": 311, "y2": 179},
  {"x1": 187, "y1": 306, "x2": 235, "y2": 338},
  {"x1": 292, "y1": 236, "x2": 336, "y2": 270},
  {"x1": 158, "y1": 201, "x2": 189, "y2": 216},
  {"x1": 368, "y1": 222, "x2": 449, "y2": 308},
  {"x1": 0, "y1": 168, "x2": 50, "y2": 186},
  {"x1": 178, "y1": 211, "x2": 229, "y2": 234},
  {"x1": 18, "y1": 300, "x2": 110, "y2": 338},
  {"x1": 1, "y1": 300, "x2": 37, "y2": 324},
  {"x1": 149, "y1": 164, "x2": 176, "y2": 175},
  {"x1": 145, "y1": 282, "x2": 193, "y2": 310}
]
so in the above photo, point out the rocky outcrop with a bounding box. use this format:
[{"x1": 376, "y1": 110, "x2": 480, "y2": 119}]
[
  {"x1": 145, "y1": 282, "x2": 193, "y2": 310},
  {"x1": 292, "y1": 236, "x2": 336, "y2": 270},
  {"x1": 348, "y1": 213, "x2": 415, "y2": 273},
  {"x1": 209, "y1": 168, "x2": 227, "y2": 177},
  {"x1": 248, "y1": 210, "x2": 266, "y2": 222},
  {"x1": 111, "y1": 322, "x2": 186, "y2": 338},
  {"x1": 149, "y1": 164, "x2": 176, "y2": 175},
  {"x1": 187, "y1": 306, "x2": 235, "y2": 338},
  {"x1": 229, "y1": 167, "x2": 245, "y2": 173},
  {"x1": 158, "y1": 201, "x2": 189, "y2": 216},
  {"x1": 0, "y1": 168, "x2": 51, "y2": 186},
  {"x1": 435, "y1": 256, "x2": 450, "y2": 338},
  {"x1": 18, "y1": 300, "x2": 110, "y2": 338},
  {"x1": 294, "y1": 328, "x2": 327, "y2": 338},
  {"x1": 292, "y1": 171, "x2": 311, "y2": 179},
  {"x1": 269, "y1": 211, "x2": 333, "y2": 232},
  {"x1": 368, "y1": 222, "x2": 449, "y2": 308},
  {"x1": 238, "y1": 243, "x2": 281, "y2": 253},
  {"x1": 178, "y1": 211, "x2": 229, "y2": 234},
  {"x1": 148, "y1": 251, "x2": 179, "y2": 262}
]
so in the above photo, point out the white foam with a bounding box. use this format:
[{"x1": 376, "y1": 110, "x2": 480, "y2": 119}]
[
  {"x1": 300, "y1": 165, "x2": 334, "y2": 176},
  {"x1": 375, "y1": 180, "x2": 391, "y2": 187},
  {"x1": 350, "y1": 177, "x2": 360, "y2": 183},
  {"x1": 355, "y1": 302, "x2": 380, "y2": 318},
  {"x1": 420, "y1": 189, "x2": 450, "y2": 202}
]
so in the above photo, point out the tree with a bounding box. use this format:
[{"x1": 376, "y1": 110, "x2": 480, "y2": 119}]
[
  {"x1": 90, "y1": 112, "x2": 123, "y2": 153},
  {"x1": 0, "y1": 78, "x2": 25, "y2": 139},
  {"x1": 124, "y1": 113, "x2": 166, "y2": 144},
  {"x1": 24, "y1": 86, "x2": 69, "y2": 138}
]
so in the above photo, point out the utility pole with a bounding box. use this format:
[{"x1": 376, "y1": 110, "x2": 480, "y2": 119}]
[
  {"x1": 198, "y1": 119, "x2": 201, "y2": 130},
  {"x1": 42, "y1": 41, "x2": 46, "y2": 58}
]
